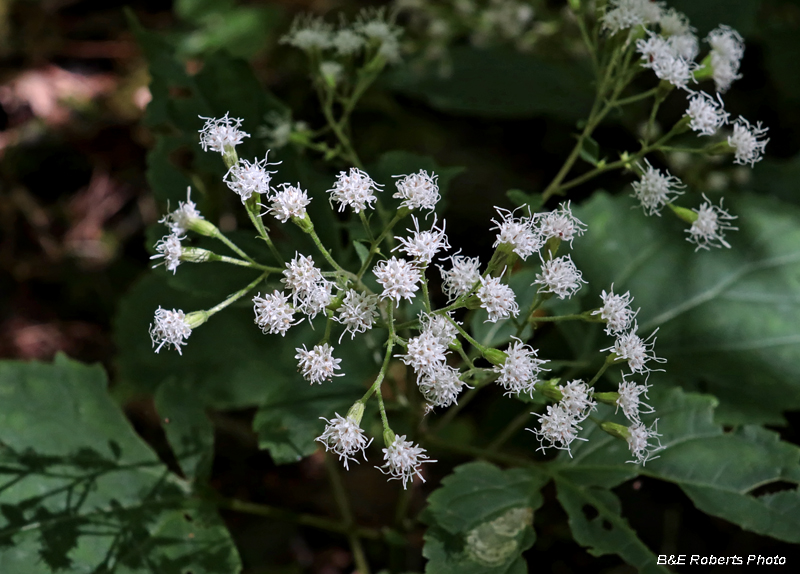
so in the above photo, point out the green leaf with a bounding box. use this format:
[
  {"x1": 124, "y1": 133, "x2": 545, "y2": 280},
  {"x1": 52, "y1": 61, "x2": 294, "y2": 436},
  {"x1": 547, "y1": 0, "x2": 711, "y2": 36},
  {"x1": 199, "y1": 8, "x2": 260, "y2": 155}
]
[
  {"x1": 572, "y1": 192, "x2": 800, "y2": 425},
  {"x1": 384, "y1": 47, "x2": 594, "y2": 121},
  {"x1": 0, "y1": 355, "x2": 241, "y2": 573},
  {"x1": 422, "y1": 461, "x2": 547, "y2": 573},
  {"x1": 555, "y1": 387, "x2": 800, "y2": 546},
  {"x1": 354, "y1": 241, "x2": 370, "y2": 265},
  {"x1": 578, "y1": 135, "x2": 601, "y2": 167}
]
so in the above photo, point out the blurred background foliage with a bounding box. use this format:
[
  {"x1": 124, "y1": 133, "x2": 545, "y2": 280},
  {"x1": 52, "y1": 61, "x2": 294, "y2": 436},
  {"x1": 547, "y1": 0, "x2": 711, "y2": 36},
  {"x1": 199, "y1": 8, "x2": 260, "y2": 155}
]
[{"x1": 2, "y1": 0, "x2": 800, "y2": 572}]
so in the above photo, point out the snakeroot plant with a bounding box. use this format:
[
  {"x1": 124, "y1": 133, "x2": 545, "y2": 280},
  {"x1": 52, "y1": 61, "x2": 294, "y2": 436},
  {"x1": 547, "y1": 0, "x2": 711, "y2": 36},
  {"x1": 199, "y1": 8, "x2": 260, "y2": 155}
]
[{"x1": 4, "y1": 3, "x2": 798, "y2": 574}]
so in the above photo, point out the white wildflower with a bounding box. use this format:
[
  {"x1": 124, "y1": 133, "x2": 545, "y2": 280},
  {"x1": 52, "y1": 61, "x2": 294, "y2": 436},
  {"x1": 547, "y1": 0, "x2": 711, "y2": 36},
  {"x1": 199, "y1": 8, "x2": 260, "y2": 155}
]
[
  {"x1": 534, "y1": 255, "x2": 586, "y2": 299},
  {"x1": 253, "y1": 290, "x2": 300, "y2": 337},
  {"x1": 493, "y1": 339, "x2": 547, "y2": 397},
  {"x1": 393, "y1": 170, "x2": 440, "y2": 213},
  {"x1": 616, "y1": 379, "x2": 654, "y2": 422},
  {"x1": 332, "y1": 28, "x2": 365, "y2": 56},
  {"x1": 537, "y1": 201, "x2": 587, "y2": 247},
  {"x1": 602, "y1": 0, "x2": 663, "y2": 35},
  {"x1": 477, "y1": 275, "x2": 519, "y2": 322},
  {"x1": 199, "y1": 113, "x2": 249, "y2": 154},
  {"x1": 281, "y1": 15, "x2": 333, "y2": 51},
  {"x1": 328, "y1": 168, "x2": 383, "y2": 213},
  {"x1": 320, "y1": 61, "x2": 344, "y2": 85},
  {"x1": 394, "y1": 215, "x2": 450, "y2": 265},
  {"x1": 627, "y1": 420, "x2": 663, "y2": 464},
  {"x1": 258, "y1": 110, "x2": 307, "y2": 149},
  {"x1": 295, "y1": 343, "x2": 342, "y2": 384},
  {"x1": 492, "y1": 207, "x2": 541, "y2": 260},
  {"x1": 559, "y1": 380, "x2": 596, "y2": 423},
  {"x1": 728, "y1": 117, "x2": 769, "y2": 167},
  {"x1": 659, "y1": 8, "x2": 692, "y2": 36},
  {"x1": 373, "y1": 257, "x2": 421, "y2": 304},
  {"x1": 224, "y1": 155, "x2": 278, "y2": 203},
  {"x1": 335, "y1": 290, "x2": 379, "y2": 341},
  {"x1": 317, "y1": 413, "x2": 373, "y2": 470},
  {"x1": 706, "y1": 25, "x2": 744, "y2": 92},
  {"x1": 150, "y1": 307, "x2": 192, "y2": 354},
  {"x1": 268, "y1": 183, "x2": 311, "y2": 223},
  {"x1": 417, "y1": 365, "x2": 468, "y2": 408},
  {"x1": 419, "y1": 311, "x2": 458, "y2": 347},
  {"x1": 591, "y1": 287, "x2": 638, "y2": 335},
  {"x1": 531, "y1": 404, "x2": 585, "y2": 456},
  {"x1": 685, "y1": 194, "x2": 738, "y2": 251},
  {"x1": 637, "y1": 32, "x2": 696, "y2": 89},
  {"x1": 607, "y1": 323, "x2": 665, "y2": 376},
  {"x1": 686, "y1": 91, "x2": 729, "y2": 136},
  {"x1": 378, "y1": 435, "x2": 435, "y2": 489},
  {"x1": 631, "y1": 159, "x2": 685, "y2": 215},
  {"x1": 151, "y1": 233, "x2": 183, "y2": 275},
  {"x1": 356, "y1": 9, "x2": 403, "y2": 63},
  {"x1": 439, "y1": 255, "x2": 481, "y2": 302},
  {"x1": 400, "y1": 331, "x2": 448, "y2": 376},
  {"x1": 282, "y1": 253, "x2": 334, "y2": 318},
  {"x1": 160, "y1": 187, "x2": 203, "y2": 235}
]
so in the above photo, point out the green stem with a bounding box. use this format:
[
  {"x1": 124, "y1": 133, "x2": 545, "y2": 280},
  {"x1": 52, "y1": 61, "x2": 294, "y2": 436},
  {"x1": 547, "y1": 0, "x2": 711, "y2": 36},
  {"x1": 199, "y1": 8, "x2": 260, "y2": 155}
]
[
  {"x1": 244, "y1": 197, "x2": 283, "y2": 265},
  {"x1": 357, "y1": 211, "x2": 405, "y2": 280},
  {"x1": 420, "y1": 273, "x2": 432, "y2": 313},
  {"x1": 361, "y1": 306, "x2": 395, "y2": 403},
  {"x1": 206, "y1": 272, "x2": 267, "y2": 317},
  {"x1": 324, "y1": 454, "x2": 371, "y2": 574},
  {"x1": 587, "y1": 357, "x2": 614, "y2": 388},
  {"x1": 307, "y1": 224, "x2": 352, "y2": 279},
  {"x1": 216, "y1": 497, "x2": 380, "y2": 540},
  {"x1": 211, "y1": 254, "x2": 281, "y2": 273},
  {"x1": 213, "y1": 231, "x2": 255, "y2": 263},
  {"x1": 448, "y1": 316, "x2": 486, "y2": 354},
  {"x1": 613, "y1": 87, "x2": 658, "y2": 107}
]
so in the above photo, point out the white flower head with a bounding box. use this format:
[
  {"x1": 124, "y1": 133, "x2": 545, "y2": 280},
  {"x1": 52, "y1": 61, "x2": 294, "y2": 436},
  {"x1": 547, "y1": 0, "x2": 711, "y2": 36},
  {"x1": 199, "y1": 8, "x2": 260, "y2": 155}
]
[
  {"x1": 637, "y1": 32, "x2": 696, "y2": 89},
  {"x1": 332, "y1": 28, "x2": 365, "y2": 56},
  {"x1": 685, "y1": 194, "x2": 738, "y2": 251},
  {"x1": 627, "y1": 420, "x2": 663, "y2": 464},
  {"x1": 328, "y1": 168, "x2": 383, "y2": 213},
  {"x1": 282, "y1": 253, "x2": 334, "y2": 318},
  {"x1": 160, "y1": 187, "x2": 203, "y2": 235},
  {"x1": 199, "y1": 113, "x2": 250, "y2": 154},
  {"x1": 151, "y1": 233, "x2": 183, "y2": 275},
  {"x1": 417, "y1": 365, "x2": 468, "y2": 408},
  {"x1": 602, "y1": 0, "x2": 664, "y2": 35},
  {"x1": 319, "y1": 61, "x2": 344, "y2": 85},
  {"x1": 493, "y1": 339, "x2": 548, "y2": 397},
  {"x1": 224, "y1": 154, "x2": 279, "y2": 203},
  {"x1": 150, "y1": 307, "x2": 192, "y2": 354},
  {"x1": 534, "y1": 255, "x2": 587, "y2": 299},
  {"x1": 530, "y1": 404, "x2": 585, "y2": 456},
  {"x1": 268, "y1": 183, "x2": 311, "y2": 223},
  {"x1": 253, "y1": 290, "x2": 301, "y2": 337},
  {"x1": 399, "y1": 331, "x2": 448, "y2": 376},
  {"x1": 492, "y1": 207, "x2": 542, "y2": 260},
  {"x1": 317, "y1": 413, "x2": 373, "y2": 470},
  {"x1": 373, "y1": 256, "x2": 421, "y2": 304},
  {"x1": 668, "y1": 33, "x2": 699, "y2": 62},
  {"x1": 728, "y1": 117, "x2": 769, "y2": 167},
  {"x1": 606, "y1": 323, "x2": 666, "y2": 376},
  {"x1": 419, "y1": 311, "x2": 458, "y2": 347},
  {"x1": 659, "y1": 8, "x2": 692, "y2": 37},
  {"x1": 686, "y1": 91, "x2": 729, "y2": 136},
  {"x1": 706, "y1": 25, "x2": 744, "y2": 92},
  {"x1": 439, "y1": 254, "x2": 481, "y2": 302},
  {"x1": 355, "y1": 8, "x2": 403, "y2": 64},
  {"x1": 393, "y1": 170, "x2": 441, "y2": 213},
  {"x1": 536, "y1": 201, "x2": 587, "y2": 247},
  {"x1": 258, "y1": 110, "x2": 308, "y2": 149},
  {"x1": 631, "y1": 159, "x2": 685, "y2": 216},
  {"x1": 335, "y1": 289, "x2": 379, "y2": 341},
  {"x1": 616, "y1": 379, "x2": 655, "y2": 423},
  {"x1": 394, "y1": 215, "x2": 450, "y2": 265},
  {"x1": 559, "y1": 380, "x2": 596, "y2": 423},
  {"x1": 591, "y1": 286, "x2": 638, "y2": 336},
  {"x1": 295, "y1": 343, "x2": 343, "y2": 384},
  {"x1": 477, "y1": 274, "x2": 519, "y2": 322},
  {"x1": 378, "y1": 434, "x2": 435, "y2": 489},
  {"x1": 281, "y1": 15, "x2": 333, "y2": 51}
]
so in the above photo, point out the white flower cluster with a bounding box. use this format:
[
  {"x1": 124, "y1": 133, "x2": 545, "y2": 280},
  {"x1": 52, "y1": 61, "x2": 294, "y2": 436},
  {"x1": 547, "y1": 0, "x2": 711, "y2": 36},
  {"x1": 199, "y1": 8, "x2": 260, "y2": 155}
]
[
  {"x1": 150, "y1": 307, "x2": 192, "y2": 355},
  {"x1": 602, "y1": 0, "x2": 663, "y2": 35},
  {"x1": 199, "y1": 113, "x2": 249, "y2": 153},
  {"x1": 636, "y1": 31, "x2": 698, "y2": 90},
  {"x1": 295, "y1": 343, "x2": 342, "y2": 384},
  {"x1": 493, "y1": 339, "x2": 548, "y2": 397},
  {"x1": 282, "y1": 253, "x2": 335, "y2": 318},
  {"x1": 317, "y1": 413, "x2": 373, "y2": 470},
  {"x1": 393, "y1": 170, "x2": 440, "y2": 212},
  {"x1": 224, "y1": 155, "x2": 278, "y2": 203},
  {"x1": 378, "y1": 434, "x2": 436, "y2": 489},
  {"x1": 328, "y1": 168, "x2": 383, "y2": 213},
  {"x1": 685, "y1": 194, "x2": 738, "y2": 251},
  {"x1": 253, "y1": 290, "x2": 300, "y2": 336},
  {"x1": 592, "y1": 287, "x2": 638, "y2": 336},
  {"x1": 631, "y1": 159, "x2": 685, "y2": 216},
  {"x1": 394, "y1": 215, "x2": 450, "y2": 265},
  {"x1": 281, "y1": 8, "x2": 402, "y2": 64},
  {"x1": 531, "y1": 380, "x2": 596, "y2": 457}
]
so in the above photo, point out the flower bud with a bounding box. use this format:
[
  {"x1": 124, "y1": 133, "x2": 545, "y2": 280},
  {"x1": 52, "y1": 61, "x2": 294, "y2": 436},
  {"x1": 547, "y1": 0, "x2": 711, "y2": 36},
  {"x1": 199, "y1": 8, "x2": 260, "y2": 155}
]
[
  {"x1": 292, "y1": 212, "x2": 315, "y2": 234},
  {"x1": 185, "y1": 310, "x2": 209, "y2": 329},
  {"x1": 188, "y1": 218, "x2": 220, "y2": 238},
  {"x1": 538, "y1": 377, "x2": 563, "y2": 401},
  {"x1": 346, "y1": 401, "x2": 366, "y2": 426},
  {"x1": 600, "y1": 421, "x2": 629, "y2": 440},
  {"x1": 667, "y1": 203, "x2": 698, "y2": 224},
  {"x1": 594, "y1": 391, "x2": 621, "y2": 406},
  {"x1": 482, "y1": 348, "x2": 508, "y2": 366},
  {"x1": 382, "y1": 428, "x2": 396, "y2": 447},
  {"x1": 180, "y1": 247, "x2": 213, "y2": 263}
]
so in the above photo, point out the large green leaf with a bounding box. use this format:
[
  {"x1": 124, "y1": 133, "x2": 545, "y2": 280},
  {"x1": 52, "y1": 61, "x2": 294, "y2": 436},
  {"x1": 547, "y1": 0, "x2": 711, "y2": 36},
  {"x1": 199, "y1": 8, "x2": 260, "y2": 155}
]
[
  {"x1": 572, "y1": 192, "x2": 800, "y2": 424},
  {"x1": 0, "y1": 355, "x2": 240, "y2": 573},
  {"x1": 554, "y1": 387, "x2": 800, "y2": 546},
  {"x1": 384, "y1": 47, "x2": 594, "y2": 121},
  {"x1": 421, "y1": 461, "x2": 547, "y2": 573}
]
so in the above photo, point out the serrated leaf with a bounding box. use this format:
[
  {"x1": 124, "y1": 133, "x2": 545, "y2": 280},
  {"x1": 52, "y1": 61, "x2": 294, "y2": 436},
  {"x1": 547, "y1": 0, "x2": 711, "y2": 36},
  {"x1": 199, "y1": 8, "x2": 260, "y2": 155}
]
[
  {"x1": 572, "y1": 192, "x2": 800, "y2": 424},
  {"x1": 0, "y1": 355, "x2": 240, "y2": 573},
  {"x1": 422, "y1": 461, "x2": 546, "y2": 573},
  {"x1": 385, "y1": 47, "x2": 594, "y2": 121}
]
